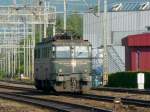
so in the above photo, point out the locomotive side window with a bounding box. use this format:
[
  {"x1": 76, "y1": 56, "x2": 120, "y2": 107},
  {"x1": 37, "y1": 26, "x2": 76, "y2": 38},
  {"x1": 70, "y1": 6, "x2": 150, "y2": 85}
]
[
  {"x1": 46, "y1": 47, "x2": 49, "y2": 57},
  {"x1": 42, "y1": 48, "x2": 45, "y2": 58},
  {"x1": 42, "y1": 47, "x2": 50, "y2": 58},
  {"x1": 56, "y1": 46, "x2": 70, "y2": 58},
  {"x1": 36, "y1": 48, "x2": 40, "y2": 58},
  {"x1": 75, "y1": 46, "x2": 89, "y2": 58},
  {"x1": 35, "y1": 49, "x2": 37, "y2": 59}
]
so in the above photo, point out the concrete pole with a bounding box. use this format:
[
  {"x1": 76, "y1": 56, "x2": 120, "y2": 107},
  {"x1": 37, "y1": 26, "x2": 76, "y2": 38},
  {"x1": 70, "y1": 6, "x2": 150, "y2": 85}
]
[
  {"x1": 3, "y1": 58, "x2": 5, "y2": 74},
  {"x1": 53, "y1": 24, "x2": 56, "y2": 36},
  {"x1": 31, "y1": 24, "x2": 35, "y2": 80},
  {"x1": 0, "y1": 61, "x2": 1, "y2": 72},
  {"x1": 8, "y1": 50, "x2": 10, "y2": 77},
  {"x1": 5, "y1": 48, "x2": 8, "y2": 76},
  {"x1": 40, "y1": 24, "x2": 42, "y2": 42},
  {"x1": 4, "y1": 28, "x2": 7, "y2": 75},
  {"x1": 44, "y1": 2, "x2": 47, "y2": 38},
  {"x1": 12, "y1": 47, "x2": 14, "y2": 77},
  {"x1": 53, "y1": 7, "x2": 56, "y2": 36},
  {"x1": 103, "y1": 0, "x2": 108, "y2": 86},
  {"x1": 11, "y1": 48, "x2": 13, "y2": 78},
  {"x1": 26, "y1": 36, "x2": 28, "y2": 78},
  {"x1": 24, "y1": 23, "x2": 26, "y2": 77},
  {"x1": 64, "y1": 0, "x2": 67, "y2": 31},
  {"x1": 26, "y1": 24, "x2": 29, "y2": 78},
  {"x1": 29, "y1": 40, "x2": 32, "y2": 78},
  {"x1": 98, "y1": 0, "x2": 100, "y2": 16},
  {"x1": 19, "y1": 49, "x2": 20, "y2": 76}
]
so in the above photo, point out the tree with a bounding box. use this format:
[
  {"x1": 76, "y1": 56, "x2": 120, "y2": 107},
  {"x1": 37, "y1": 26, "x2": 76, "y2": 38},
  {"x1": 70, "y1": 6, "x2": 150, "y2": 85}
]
[
  {"x1": 55, "y1": 15, "x2": 64, "y2": 33},
  {"x1": 46, "y1": 14, "x2": 83, "y2": 39},
  {"x1": 67, "y1": 13, "x2": 83, "y2": 38}
]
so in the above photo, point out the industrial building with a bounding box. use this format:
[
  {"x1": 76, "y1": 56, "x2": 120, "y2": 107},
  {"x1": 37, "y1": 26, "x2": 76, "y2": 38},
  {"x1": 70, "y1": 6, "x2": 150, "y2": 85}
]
[
  {"x1": 122, "y1": 33, "x2": 150, "y2": 71},
  {"x1": 83, "y1": 5, "x2": 150, "y2": 74}
]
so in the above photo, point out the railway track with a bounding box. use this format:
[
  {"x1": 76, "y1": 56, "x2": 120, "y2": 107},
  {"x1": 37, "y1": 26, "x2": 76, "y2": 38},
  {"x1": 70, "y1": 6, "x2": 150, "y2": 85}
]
[
  {"x1": 68, "y1": 94, "x2": 150, "y2": 107},
  {"x1": 0, "y1": 83, "x2": 35, "y2": 92},
  {"x1": 93, "y1": 87, "x2": 150, "y2": 95},
  {"x1": 0, "y1": 79, "x2": 33, "y2": 85},
  {"x1": 0, "y1": 81, "x2": 150, "y2": 108},
  {"x1": 0, "y1": 83, "x2": 112, "y2": 112},
  {"x1": 1, "y1": 79, "x2": 150, "y2": 95},
  {"x1": 0, "y1": 92, "x2": 111, "y2": 112}
]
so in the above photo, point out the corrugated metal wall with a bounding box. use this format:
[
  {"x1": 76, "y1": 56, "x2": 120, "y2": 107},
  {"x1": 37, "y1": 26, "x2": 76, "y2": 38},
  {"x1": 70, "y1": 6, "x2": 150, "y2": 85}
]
[
  {"x1": 83, "y1": 10, "x2": 150, "y2": 73},
  {"x1": 112, "y1": 31, "x2": 144, "y2": 45},
  {"x1": 84, "y1": 11, "x2": 150, "y2": 46},
  {"x1": 83, "y1": 13, "x2": 102, "y2": 48}
]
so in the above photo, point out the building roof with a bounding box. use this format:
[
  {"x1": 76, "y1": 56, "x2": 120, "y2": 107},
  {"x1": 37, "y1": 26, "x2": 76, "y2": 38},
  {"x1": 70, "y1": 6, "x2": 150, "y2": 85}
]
[
  {"x1": 99, "y1": 0, "x2": 150, "y2": 12},
  {"x1": 122, "y1": 33, "x2": 150, "y2": 46}
]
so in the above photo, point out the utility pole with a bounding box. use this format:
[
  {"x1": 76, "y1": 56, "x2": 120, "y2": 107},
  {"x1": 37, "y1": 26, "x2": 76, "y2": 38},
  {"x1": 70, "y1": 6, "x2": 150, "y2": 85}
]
[
  {"x1": 44, "y1": 1, "x2": 47, "y2": 38},
  {"x1": 103, "y1": 0, "x2": 108, "y2": 86},
  {"x1": 53, "y1": 7, "x2": 56, "y2": 36},
  {"x1": 98, "y1": 0, "x2": 100, "y2": 16},
  {"x1": 64, "y1": 0, "x2": 67, "y2": 31}
]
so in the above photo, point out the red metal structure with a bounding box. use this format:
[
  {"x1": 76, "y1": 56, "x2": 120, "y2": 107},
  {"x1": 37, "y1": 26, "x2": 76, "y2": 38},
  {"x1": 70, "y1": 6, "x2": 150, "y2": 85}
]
[{"x1": 122, "y1": 33, "x2": 150, "y2": 71}]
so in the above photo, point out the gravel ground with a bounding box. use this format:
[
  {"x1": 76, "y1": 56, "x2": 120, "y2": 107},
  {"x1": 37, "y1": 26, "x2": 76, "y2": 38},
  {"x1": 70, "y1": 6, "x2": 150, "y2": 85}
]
[
  {"x1": 0, "y1": 98, "x2": 55, "y2": 112},
  {"x1": 1, "y1": 81, "x2": 150, "y2": 101},
  {"x1": 0, "y1": 81, "x2": 150, "y2": 112},
  {"x1": 89, "y1": 90, "x2": 150, "y2": 101},
  {"x1": 36, "y1": 94, "x2": 150, "y2": 112}
]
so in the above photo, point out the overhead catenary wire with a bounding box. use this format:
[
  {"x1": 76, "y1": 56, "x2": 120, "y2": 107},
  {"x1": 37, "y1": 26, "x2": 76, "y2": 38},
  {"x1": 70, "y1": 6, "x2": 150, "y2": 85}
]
[{"x1": 0, "y1": 1, "x2": 56, "y2": 79}]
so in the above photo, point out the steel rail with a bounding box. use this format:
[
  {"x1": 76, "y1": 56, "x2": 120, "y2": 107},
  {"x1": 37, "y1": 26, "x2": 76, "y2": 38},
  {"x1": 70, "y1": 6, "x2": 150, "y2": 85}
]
[
  {"x1": 71, "y1": 94, "x2": 150, "y2": 107},
  {"x1": 0, "y1": 92, "x2": 112, "y2": 112},
  {"x1": 0, "y1": 79, "x2": 33, "y2": 85},
  {"x1": 0, "y1": 84, "x2": 34, "y2": 92},
  {"x1": 93, "y1": 87, "x2": 150, "y2": 95},
  {"x1": 0, "y1": 81, "x2": 150, "y2": 108},
  {"x1": 1, "y1": 84, "x2": 150, "y2": 107}
]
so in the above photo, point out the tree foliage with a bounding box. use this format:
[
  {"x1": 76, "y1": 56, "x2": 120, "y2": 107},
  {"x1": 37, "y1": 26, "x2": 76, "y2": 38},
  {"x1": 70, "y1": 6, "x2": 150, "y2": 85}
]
[
  {"x1": 67, "y1": 14, "x2": 83, "y2": 38},
  {"x1": 48, "y1": 14, "x2": 83, "y2": 38}
]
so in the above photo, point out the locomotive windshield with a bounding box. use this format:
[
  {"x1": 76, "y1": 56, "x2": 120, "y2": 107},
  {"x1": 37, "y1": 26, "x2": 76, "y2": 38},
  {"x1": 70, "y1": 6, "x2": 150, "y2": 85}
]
[
  {"x1": 55, "y1": 46, "x2": 90, "y2": 58},
  {"x1": 75, "y1": 46, "x2": 89, "y2": 58},
  {"x1": 56, "y1": 46, "x2": 70, "y2": 58}
]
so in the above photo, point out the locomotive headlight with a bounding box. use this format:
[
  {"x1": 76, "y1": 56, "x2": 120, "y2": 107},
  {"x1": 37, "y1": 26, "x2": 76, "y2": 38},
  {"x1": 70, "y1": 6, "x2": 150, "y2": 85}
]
[
  {"x1": 71, "y1": 60, "x2": 76, "y2": 67},
  {"x1": 84, "y1": 69, "x2": 88, "y2": 73},
  {"x1": 59, "y1": 68, "x2": 62, "y2": 73}
]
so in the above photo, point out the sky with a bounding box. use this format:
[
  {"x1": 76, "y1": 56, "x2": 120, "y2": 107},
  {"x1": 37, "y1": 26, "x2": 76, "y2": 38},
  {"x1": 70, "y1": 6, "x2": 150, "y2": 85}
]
[
  {"x1": 0, "y1": 0, "x2": 97, "y2": 12},
  {"x1": 0, "y1": 0, "x2": 150, "y2": 12}
]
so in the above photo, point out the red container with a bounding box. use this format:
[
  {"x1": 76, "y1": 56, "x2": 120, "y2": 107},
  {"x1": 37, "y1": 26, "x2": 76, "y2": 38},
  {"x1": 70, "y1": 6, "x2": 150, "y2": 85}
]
[{"x1": 122, "y1": 33, "x2": 150, "y2": 71}]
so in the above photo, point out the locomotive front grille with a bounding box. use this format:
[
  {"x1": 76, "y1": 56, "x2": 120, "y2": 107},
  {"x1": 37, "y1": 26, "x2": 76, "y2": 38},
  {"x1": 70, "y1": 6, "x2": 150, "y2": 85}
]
[{"x1": 70, "y1": 77, "x2": 78, "y2": 90}]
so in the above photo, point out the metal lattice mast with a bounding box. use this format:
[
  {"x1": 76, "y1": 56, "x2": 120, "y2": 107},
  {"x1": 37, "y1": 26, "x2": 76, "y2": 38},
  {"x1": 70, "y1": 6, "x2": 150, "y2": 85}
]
[{"x1": 0, "y1": 0, "x2": 56, "y2": 79}]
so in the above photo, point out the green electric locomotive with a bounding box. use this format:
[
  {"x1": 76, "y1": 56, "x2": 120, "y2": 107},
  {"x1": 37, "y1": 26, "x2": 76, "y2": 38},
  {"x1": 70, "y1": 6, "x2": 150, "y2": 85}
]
[{"x1": 34, "y1": 33, "x2": 92, "y2": 93}]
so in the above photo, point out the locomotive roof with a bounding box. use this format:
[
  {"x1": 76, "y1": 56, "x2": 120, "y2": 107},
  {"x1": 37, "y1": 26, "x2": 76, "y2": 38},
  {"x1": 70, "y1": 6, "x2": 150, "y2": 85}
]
[
  {"x1": 53, "y1": 40, "x2": 91, "y2": 46},
  {"x1": 36, "y1": 32, "x2": 91, "y2": 46},
  {"x1": 36, "y1": 39, "x2": 91, "y2": 46}
]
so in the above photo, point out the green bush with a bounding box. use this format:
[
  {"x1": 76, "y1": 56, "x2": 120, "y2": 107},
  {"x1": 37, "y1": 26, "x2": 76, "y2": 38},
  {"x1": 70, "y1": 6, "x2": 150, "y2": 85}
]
[
  {"x1": 107, "y1": 72, "x2": 150, "y2": 89},
  {"x1": 0, "y1": 71, "x2": 6, "y2": 79}
]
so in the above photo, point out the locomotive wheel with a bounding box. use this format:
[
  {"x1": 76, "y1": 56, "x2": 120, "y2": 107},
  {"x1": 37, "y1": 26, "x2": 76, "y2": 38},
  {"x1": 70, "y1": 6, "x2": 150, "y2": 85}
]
[
  {"x1": 35, "y1": 84, "x2": 42, "y2": 90},
  {"x1": 42, "y1": 80, "x2": 56, "y2": 93},
  {"x1": 35, "y1": 80, "x2": 43, "y2": 90}
]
